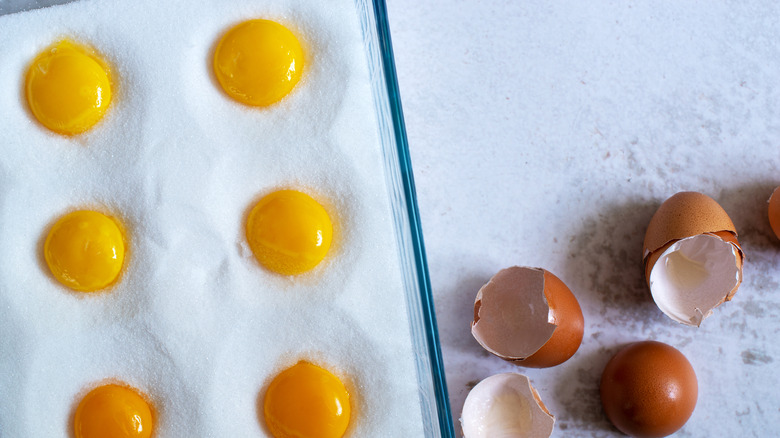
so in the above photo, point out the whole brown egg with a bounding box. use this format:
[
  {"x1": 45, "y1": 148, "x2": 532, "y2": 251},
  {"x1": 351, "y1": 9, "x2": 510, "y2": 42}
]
[{"x1": 600, "y1": 341, "x2": 697, "y2": 438}]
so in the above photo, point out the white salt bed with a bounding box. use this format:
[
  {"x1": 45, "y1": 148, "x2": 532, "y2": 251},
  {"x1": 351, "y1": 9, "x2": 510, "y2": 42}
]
[{"x1": 0, "y1": 0, "x2": 425, "y2": 436}]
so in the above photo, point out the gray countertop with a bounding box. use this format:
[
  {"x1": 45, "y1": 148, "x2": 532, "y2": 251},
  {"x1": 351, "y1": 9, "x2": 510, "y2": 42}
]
[{"x1": 387, "y1": 1, "x2": 780, "y2": 436}]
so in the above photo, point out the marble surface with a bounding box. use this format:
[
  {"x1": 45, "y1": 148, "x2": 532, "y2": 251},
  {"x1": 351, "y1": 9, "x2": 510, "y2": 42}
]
[{"x1": 386, "y1": 1, "x2": 780, "y2": 436}]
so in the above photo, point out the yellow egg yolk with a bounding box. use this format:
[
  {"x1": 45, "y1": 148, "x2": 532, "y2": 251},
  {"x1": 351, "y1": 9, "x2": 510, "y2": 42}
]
[
  {"x1": 263, "y1": 362, "x2": 351, "y2": 438},
  {"x1": 246, "y1": 190, "x2": 332, "y2": 275},
  {"x1": 74, "y1": 384, "x2": 153, "y2": 438},
  {"x1": 25, "y1": 40, "x2": 112, "y2": 135},
  {"x1": 44, "y1": 210, "x2": 125, "y2": 292},
  {"x1": 213, "y1": 19, "x2": 304, "y2": 107}
]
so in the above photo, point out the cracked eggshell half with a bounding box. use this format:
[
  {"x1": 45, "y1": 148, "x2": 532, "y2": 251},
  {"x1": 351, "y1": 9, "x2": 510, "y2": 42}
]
[
  {"x1": 461, "y1": 373, "x2": 554, "y2": 438},
  {"x1": 471, "y1": 266, "x2": 584, "y2": 368},
  {"x1": 643, "y1": 192, "x2": 744, "y2": 327},
  {"x1": 768, "y1": 186, "x2": 780, "y2": 240}
]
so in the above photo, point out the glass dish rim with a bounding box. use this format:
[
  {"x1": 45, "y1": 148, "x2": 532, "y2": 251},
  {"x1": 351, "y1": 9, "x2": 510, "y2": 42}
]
[{"x1": 368, "y1": 0, "x2": 455, "y2": 436}]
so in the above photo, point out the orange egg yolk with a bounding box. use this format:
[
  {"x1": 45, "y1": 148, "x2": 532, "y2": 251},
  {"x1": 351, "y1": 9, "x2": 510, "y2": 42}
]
[
  {"x1": 263, "y1": 362, "x2": 351, "y2": 438},
  {"x1": 213, "y1": 19, "x2": 304, "y2": 107},
  {"x1": 74, "y1": 384, "x2": 153, "y2": 438},
  {"x1": 44, "y1": 210, "x2": 125, "y2": 292},
  {"x1": 246, "y1": 190, "x2": 332, "y2": 275},
  {"x1": 25, "y1": 40, "x2": 112, "y2": 135}
]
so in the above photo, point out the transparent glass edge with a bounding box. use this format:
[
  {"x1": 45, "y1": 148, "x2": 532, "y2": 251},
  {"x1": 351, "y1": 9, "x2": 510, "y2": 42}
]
[
  {"x1": 359, "y1": 0, "x2": 455, "y2": 436},
  {"x1": 0, "y1": 0, "x2": 78, "y2": 16}
]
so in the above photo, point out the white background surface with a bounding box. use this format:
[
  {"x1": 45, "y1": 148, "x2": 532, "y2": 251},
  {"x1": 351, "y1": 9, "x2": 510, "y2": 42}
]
[{"x1": 387, "y1": 1, "x2": 780, "y2": 436}]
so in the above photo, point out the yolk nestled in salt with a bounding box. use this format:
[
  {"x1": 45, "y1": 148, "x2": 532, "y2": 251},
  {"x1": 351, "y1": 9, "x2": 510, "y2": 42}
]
[
  {"x1": 213, "y1": 19, "x2": 304, "y2": 107},
  {"x1": 246, "y1": 190, "x2": 332, "y2": 275},
  {"x1": 74, "y1": 384, "x2": 153, "y2": 438},
  {"x1": 25, "y1": 40, "x2": 112, "y2": 135},
  {"x1": 44, "y1": 210, "x2": 125, "y2": 292},
  {"x1": 263, "y1": 362, "x2": 351, "y2": 438}
]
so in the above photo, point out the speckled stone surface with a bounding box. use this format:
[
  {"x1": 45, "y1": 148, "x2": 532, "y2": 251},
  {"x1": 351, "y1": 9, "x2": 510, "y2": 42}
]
[{"x1": 388, "y1": 1, "x2": 780, "y2": 436}]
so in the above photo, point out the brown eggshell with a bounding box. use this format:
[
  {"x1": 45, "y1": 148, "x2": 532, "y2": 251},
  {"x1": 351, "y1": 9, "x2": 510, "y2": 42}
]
[
  {"x1": 642, "y1": 193, "x2": 745, "y2": 324},
  {"x1": 768, "y1": 186, "x2": 780, "y2": 240},
  {"x1": 600, "y1": 341, "x2": 697, "y2": 438},
  {"x1": 460, "y1": 373, "x2": 555, "y2": 437},
  {"x1": 643, "y1": 192, "x2": 737, "y2": 260},
  {"x1": 644, "y1": 230, "x2": 744, "y2": 288},
  {"x1": 471, "y1": 267, "x2": 584, "y2": 368}
]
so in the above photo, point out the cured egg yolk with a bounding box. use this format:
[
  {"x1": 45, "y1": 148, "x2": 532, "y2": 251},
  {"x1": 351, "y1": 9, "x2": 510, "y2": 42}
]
[
  {"x1": 74, "y1": 384, "x2": 153, "y2": 438},
  {"x1": 25, "y1": 40, "x2": 112, "y2": 135},
  {"x1": 246, "y1": 190, "x2": 332, "y2": 276},
  {"x1": 213, "y1": 19, "x2": 304, "y2": 107},
  {"x1": 44, "y1": 210, "x2": 125, "y2": 292},
  {"x1": 263, "y1": 362, "x2": 351, "y2": 438}
]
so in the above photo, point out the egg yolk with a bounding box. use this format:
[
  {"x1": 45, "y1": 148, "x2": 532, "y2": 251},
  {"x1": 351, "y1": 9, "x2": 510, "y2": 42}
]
[
  {"x1": 74, "y1": 384, "x2": 153, "y2": 438},
  {"x1": 44, "y1": 210, "x2": 125, "y2": 292},
  {"x1": 25, "y1": 40, "x2": 112, "y2": 135},
  {"x1": 263, "y1": 362, "x2": 351, "y2": 438},
  {"x1": 246, "y1": 190, "x2": 332, "y2": 275},
  {"x1": 213, "y1": 19, "x2": 304, "y2": 107}
]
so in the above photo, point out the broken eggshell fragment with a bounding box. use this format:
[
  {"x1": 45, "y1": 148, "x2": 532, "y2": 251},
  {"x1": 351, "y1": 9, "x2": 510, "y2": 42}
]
[
  {"x1": 768, "y1": 186, "x2": 780, "y2": 241},
  {"x1": 471, "y1": 266, "x2": 584, "y2": 368},
  {"x1": 643, "y1": 192, "x2": 744, "y2": 327},
  {"x1": 461, "y1": 373, "x2": 554, "y2": 438}
]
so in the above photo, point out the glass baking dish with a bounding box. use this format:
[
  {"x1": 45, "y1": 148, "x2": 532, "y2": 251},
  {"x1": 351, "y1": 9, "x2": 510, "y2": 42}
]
[
  {"x1": 0, "y1": 0, "x2": 454, "y2": 436},
  {"x1": 356, "y1": 0, "x2": 455, "y2": 435}
]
